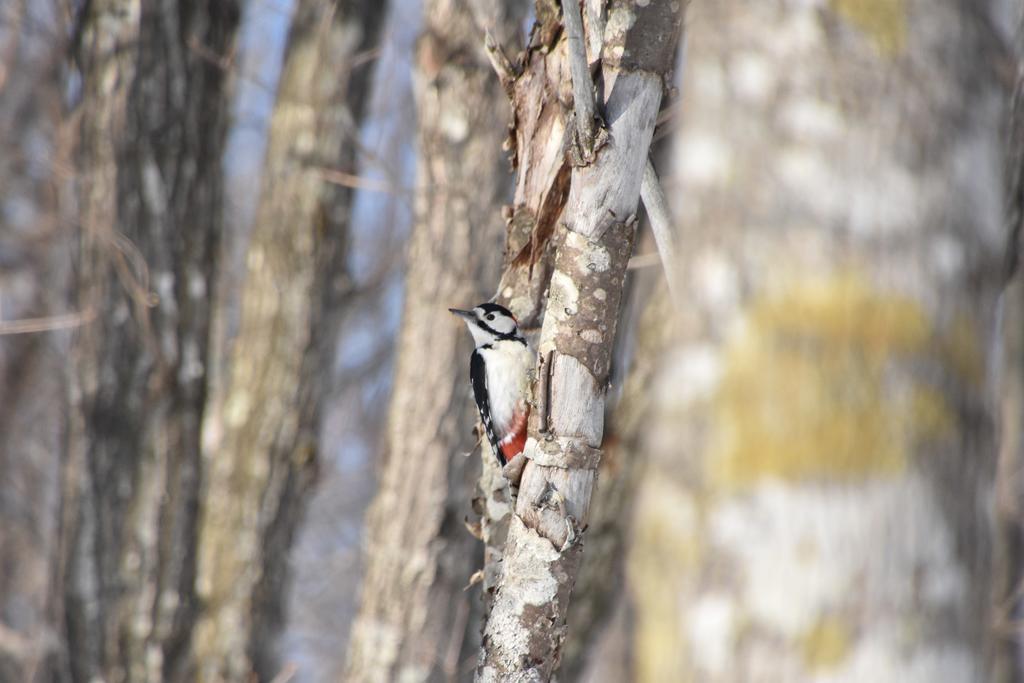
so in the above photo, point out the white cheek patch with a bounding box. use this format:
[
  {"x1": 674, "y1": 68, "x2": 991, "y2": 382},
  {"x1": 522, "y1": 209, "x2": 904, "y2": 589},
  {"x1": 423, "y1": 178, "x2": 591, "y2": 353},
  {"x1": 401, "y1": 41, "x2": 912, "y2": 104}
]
[{"x1": 493, "y1": 317, "x2": 515, "y2": 334}]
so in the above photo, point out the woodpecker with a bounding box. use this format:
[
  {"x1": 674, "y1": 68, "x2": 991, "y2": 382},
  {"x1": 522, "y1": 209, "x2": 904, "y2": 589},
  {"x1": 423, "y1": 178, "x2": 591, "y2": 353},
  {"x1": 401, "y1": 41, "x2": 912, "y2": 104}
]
[{"x1": 449, "y1": 303, "x2": 534, "y2": 465}]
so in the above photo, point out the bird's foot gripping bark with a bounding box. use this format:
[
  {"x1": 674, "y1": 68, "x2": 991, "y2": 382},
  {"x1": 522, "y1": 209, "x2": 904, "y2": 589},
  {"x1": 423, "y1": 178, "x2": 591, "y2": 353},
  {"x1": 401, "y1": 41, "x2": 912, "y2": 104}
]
[
  {"x1": 533, "y1": 483, "x2": 585, "y2": 552},
  {"x1": 534, "y1": 480, "x2": 565, "y2": 514}
]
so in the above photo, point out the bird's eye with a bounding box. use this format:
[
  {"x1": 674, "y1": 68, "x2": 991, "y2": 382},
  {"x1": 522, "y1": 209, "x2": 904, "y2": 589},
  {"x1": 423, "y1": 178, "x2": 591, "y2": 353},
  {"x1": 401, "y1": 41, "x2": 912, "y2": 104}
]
[{"x1": 487, "y1": 314, "x2": 495, "y2": 321}]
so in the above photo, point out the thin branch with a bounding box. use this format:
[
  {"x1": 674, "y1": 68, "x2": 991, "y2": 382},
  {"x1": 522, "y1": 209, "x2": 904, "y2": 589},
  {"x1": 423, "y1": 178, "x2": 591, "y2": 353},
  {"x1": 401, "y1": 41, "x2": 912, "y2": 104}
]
[
  {"x1": 562, "y1": 0, "x2": 598, "y2": 160},
  {"x1": 627, "y1": 251, "x2": 662, "y2": 270},
  {"x1": 0, "y1": 308, "x2": 95, "y2": 336},
  {"x1": 483, "y1": 30, "x2": 517, "y2": 93},
  {"x1": 316, "y1": 167, "x2": 405, "y2": 195},
  {"x1": 640, "y1": 157, "x2": 682, "y2": 311}
]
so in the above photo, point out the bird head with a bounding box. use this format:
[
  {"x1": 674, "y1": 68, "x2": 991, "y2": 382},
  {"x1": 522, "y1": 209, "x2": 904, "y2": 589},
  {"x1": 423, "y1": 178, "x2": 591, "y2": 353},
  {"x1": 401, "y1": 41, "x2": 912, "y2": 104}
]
[{"x1": 449, "y1": 303, "x2": 522, "y2": 347}]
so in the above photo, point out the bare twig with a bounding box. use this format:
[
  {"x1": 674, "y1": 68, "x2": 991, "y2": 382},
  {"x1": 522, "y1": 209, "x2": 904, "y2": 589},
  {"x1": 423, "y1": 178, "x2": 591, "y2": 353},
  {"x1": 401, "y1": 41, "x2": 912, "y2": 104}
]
[
  {"x1": 640, "y1": 157, "x2": 682, "y2": 311},
  {"x1": 316, "y1": 166, "x2": 404, "y2": 195},
  {"x1": 483, "y1": 30, "x2": 517, "y2": 93},
  {"x1": 562, "y1": 0, "x2": 599, "y2": 161},
  {"x1": 0, "y1": 308, "x2": 95, "y2": 336},
  {"x1": 627, "y1": 251, "x2": 662, "y2": 270},
  {"x1": 583, "y1": 0, "x2": 606, "y2": 62}
]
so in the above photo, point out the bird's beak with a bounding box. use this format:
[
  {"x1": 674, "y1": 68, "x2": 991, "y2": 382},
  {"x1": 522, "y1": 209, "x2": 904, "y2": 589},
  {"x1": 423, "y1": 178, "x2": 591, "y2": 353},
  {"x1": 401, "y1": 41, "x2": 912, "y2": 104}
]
[{"x1": 448, "y1": 308, "x2": 474, "y2": 320}]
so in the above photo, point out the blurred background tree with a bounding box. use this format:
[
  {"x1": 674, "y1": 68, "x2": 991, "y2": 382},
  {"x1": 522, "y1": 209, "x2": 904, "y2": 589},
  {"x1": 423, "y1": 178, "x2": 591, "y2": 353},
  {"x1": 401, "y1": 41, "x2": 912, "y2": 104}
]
[
  {"x1": 621, "y1": 2, "x2": 1023, "y2": 681},
  {"x1": 192, "y1": 0, "x2": 385, "y2": 679},
  {"x1": 69, "y1": 2, "x2": 239, "y2": 682},
  {"x1": 0, "y1": 0, "x2": 1022, "y2": 682},
  {"x1": 0, "y1": 1, "x2": 75, "y2": 680},
  {"x1": 343, "y1": 0, "x2": 525, "y2": 680}
]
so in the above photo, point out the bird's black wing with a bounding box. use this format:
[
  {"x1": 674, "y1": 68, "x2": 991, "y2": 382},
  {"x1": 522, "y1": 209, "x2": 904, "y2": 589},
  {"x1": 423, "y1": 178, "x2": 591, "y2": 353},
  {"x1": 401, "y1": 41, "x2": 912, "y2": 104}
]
[{"x1": 471, "y1": 348, "x2": 505, "y2": 465}]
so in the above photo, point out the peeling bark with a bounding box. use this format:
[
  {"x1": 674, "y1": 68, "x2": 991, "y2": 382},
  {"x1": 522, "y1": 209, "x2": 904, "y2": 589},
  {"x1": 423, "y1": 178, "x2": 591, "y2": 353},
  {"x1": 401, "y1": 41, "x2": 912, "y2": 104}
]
[
  {"x1": 68, "y1": 2, "x2": 240, "y2": 681},
  {"x1": 478, "y1": 2, "x2": 683, "y2": 678},
  {"x1": 193, "y1": 0, "x2": 385, "y2": 680},
  {"x1": 480, "y1": 0, "x2": 577, "y2": 612},
  {"x1": 493, "y1": 2, "x2": 575, "y2": 329}
]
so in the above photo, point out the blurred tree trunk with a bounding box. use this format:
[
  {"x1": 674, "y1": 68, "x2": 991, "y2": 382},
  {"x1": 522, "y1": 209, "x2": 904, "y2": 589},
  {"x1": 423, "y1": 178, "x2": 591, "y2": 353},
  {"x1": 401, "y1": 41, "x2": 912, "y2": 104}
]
[
  {"x1": 559, "y1": 270, "x2": 670, "y2": 681},
  {"x1": 193, "y1": 0, "x2": 385, "y2": 680},
  {"x1": 994, "y1": 4, "x2": 1024, "y2": 677},
  {"x1": 995, "y1": 272, "x2": 1024, "y2": 681},
  {"x1": 343, "y1": 2, "x2": 523, "y2": 680},
  {"x1": 0, "y1": 2, "x2": 75, "y2": 680},
  {"x1": 67, "y1": 2, "x2": 239, "y2": 682},
  {"x1": 626, "y1": 1, "x2": 1010, "y2": 681}
]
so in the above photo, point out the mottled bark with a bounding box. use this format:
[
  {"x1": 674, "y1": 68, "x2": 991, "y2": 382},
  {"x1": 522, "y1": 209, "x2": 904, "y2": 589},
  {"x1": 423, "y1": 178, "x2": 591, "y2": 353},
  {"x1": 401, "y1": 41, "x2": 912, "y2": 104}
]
[
  {"x1": 627, "y1": 1, "x2": 1008, "y2": 681},
  {"x1": 68, "y1": 2, "x2": 239, "y2": 682},
  {"x1": 343, "y1": 2, "x2": 522, "y2": 680},
  {"x1": 479, "y1": 0, "x2": 578, "y2": 614},
  {"x1": 193, "y1": 0, "x2": 385, "y2": 680},
  {"x1": 560, "y1": 273, "x2": 671, "y2": 679},
  {"x1": 478, "y1": 1, "x2": 683, "y2": 678}
]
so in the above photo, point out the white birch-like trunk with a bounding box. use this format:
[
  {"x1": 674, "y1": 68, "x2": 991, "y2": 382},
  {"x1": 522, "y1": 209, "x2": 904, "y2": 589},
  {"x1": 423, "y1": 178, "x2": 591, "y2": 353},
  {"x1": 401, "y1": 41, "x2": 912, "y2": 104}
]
[{"x1": 626, "y1": 1, "x2": 1012, "y2": 681}]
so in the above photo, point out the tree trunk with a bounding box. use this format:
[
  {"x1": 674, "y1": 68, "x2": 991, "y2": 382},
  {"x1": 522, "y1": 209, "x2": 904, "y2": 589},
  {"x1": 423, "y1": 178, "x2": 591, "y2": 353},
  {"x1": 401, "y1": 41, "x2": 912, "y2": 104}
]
[
  {"x1": 192, "y1": 0, "x2": 386, "y2": 680},
  {"x1": 0, "y1": 3, "x2": 75, "y2": 679},
  {"x1": 994, "y1": 4, "x2": 1024, "y2": 677},
  {"x1": 560, "y1": 271, "x2": 671, "y2": 680},
  {"x1": 477, "y1": 1, "x2": 683, "y2": 678},
  {"x1": 627, "y1": 1, "x2": 1009, "y2": 681},
  {"x1": 67, "y1": 2, "x2": 239, "y2": 682},
  {"x1": 343, "y1": 2, "x2": 523, "y2": 680}
]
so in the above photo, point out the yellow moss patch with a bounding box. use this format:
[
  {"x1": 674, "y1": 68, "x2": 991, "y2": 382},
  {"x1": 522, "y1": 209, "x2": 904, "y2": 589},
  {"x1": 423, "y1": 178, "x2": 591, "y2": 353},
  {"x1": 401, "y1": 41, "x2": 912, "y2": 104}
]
[
  {"x1": 711, "y1": 273, "x2": 954, "y2": 488},
  {"x1": 801, "y1": 615, "x2": 851, "y2": 671},
  {"x1": 831, "y1": 0, "x2": 907, "y2": 56},
  {"x1": 942, "y1": 311, "x2": 984, "y2": 387},
  {"x1": 629, "y1": 477, "x2": 702, "y2": 683}
]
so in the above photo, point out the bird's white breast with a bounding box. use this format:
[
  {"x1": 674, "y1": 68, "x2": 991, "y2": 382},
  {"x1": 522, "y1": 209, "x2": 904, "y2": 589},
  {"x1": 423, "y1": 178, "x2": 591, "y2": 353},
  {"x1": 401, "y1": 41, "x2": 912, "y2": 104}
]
[{"x1": 479, "y1": 340, "x2": 533, "y2": 435}]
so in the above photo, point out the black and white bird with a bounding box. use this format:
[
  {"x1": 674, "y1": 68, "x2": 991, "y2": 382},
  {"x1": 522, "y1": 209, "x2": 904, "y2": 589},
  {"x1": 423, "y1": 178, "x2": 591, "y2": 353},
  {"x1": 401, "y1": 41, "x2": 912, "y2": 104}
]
[{"x1": 449, "y1": 303, "x2": 534, "y2": 465}]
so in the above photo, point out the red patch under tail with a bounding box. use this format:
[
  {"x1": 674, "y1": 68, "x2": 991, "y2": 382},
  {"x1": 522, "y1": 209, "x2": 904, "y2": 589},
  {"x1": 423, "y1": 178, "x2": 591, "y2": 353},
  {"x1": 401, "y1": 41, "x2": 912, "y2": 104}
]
[{"x1": 499, "y1": 405, "x2": 530, "y2": 463}]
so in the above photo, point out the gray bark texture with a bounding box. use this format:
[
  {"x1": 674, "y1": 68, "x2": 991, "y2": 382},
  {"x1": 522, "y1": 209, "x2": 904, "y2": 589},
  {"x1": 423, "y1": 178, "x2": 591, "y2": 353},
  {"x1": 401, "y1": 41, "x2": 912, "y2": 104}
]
[
  {"x1": 559, "y1": 273, "x2": 671, "y2": 680},
  {"x1": 625, "y1": 1, "x2": 1012, "y2": 681},
  {"x1": 343, "y1": 1, "x2": 523, "y2": 680},
  {"x1": 67, "y1": 1, "x2": 239, "y2": 682},
  {"x1": 193, "y1": 0, "x2": 385, "y2": 680},
  {"x1": 477, "y1": 1, "x2": 683, "y2": 679}
]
